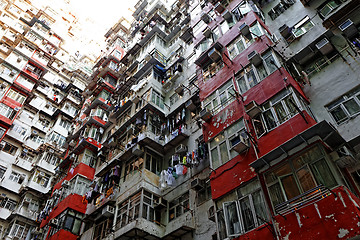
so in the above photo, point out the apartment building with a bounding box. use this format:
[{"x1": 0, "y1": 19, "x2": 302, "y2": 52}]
[
  {"x1": 2, "y1": 0, "x2": 360, "y2": 240},
  {"x1": 0, "y1": 0, "x2": 95, "y2": 239}
]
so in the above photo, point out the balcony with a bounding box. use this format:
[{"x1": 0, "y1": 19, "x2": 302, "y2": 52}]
[
  {"x1": 0, "y1": 208, "x2": 12, "y2": 221},
  {"x1": 274, "y1": 186, "x2": 360, "y2": 239},
  {"x1": 10, "y1": 205, "x2": 38, "y2": 221},
  {"x1": 72, "y1": 137, "x2": 102, "y2": 155},
  {"x1": 26, "y1": 180, "x2": 51, "y2": 194},
  {"x1": 0, "y1": 66, "x2": 18, "y2": 83},
  {"x1": 13, "y1": 75, "x2": 35, "y2": 93},
  {"x1": 22, "y1": 63, "x2": 44, "y2": 80},
  {"x1": 13, "y1": 157, "x2": 33, "y2": 171},
  {"x1": 163, "y1": 211, "x2": 195, "y2": 239},
  {"x1": 36, "y1": 159, "x2": 57, "y2": 174},
  {"x1": 83, "y1": 96, "x2": 111, "y2": 115}
]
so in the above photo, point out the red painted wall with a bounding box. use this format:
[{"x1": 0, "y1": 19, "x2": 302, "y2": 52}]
[
  {"x1": 274, "y1": 186, "x2": 360, "y2": 239},
  {"x1": 40, "y1": 194, "x2": 87, "y2": 228},
  {"x1": 210, "y1": 112, "x2": 316, "y2": 200},
  {"x1": 47, "y1": 229, "x2": 78, "y2": 240},
  {"x1": 234, "y1": 224, "x2": 275, "y2": 240}
]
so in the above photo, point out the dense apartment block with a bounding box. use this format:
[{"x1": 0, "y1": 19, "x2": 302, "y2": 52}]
[{"x1": 1, "y1": 0, "x2": 360, "y2": 240}]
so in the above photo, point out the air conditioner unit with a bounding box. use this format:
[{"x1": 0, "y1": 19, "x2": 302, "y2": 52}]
[
  {"x1": 191, "y1": 178, "x2": 204, "y2": 190},
  {"x1": 154, "y1": 197, "x2": 167, "y2": 209},
  {"x1": 208, "y1": 206, "x2": 215, "y2": 221},
  {"x1": 202, "y1": 26, "x2": 212, "y2": 38},
  {"x1": 279, "y1": 24, "x2": 291, "y2": 39},
  {"x1": 201, "y1": 12, "x2": 210, "y2": 24},
  {"x1": 245, "y1": 101, "x2": 262, "y2": 118},
  {"x1": 339, "y1": 19, "x2": 358, "y2": 38},
  {"x1": 175, "y1": 144, "x2": 187, "y2": 153},
  {"x1": 200, "y1": 108, "x2": 212, "y2": 122},
  {"x1": 102, "y1": 205, "x2": 115, "y2": 217},
  {"x1": 214, "y1": 2, "x2": 225, "y2": 13},
  {"x1": 222, "y1": 10, "x2": 232, "y2": 21},
  {"x1": 62, "y1": 180, "x2": 70, "y2": 187},
  {"x1": 17, "y1": 57, "x2": 22, "y2": 63},
  {"x1": 239, "y1": 23, "x2": 250, "y2": 36},
  {"x1": 185, "y1": 99, "x2": 196, "y2": 112},
  {"x1": 132, "y1": 144, "x2": 144, "y2": 156},
  {"x1": 169, "y1": 71, "x2": 181, "y2": 82},
  {"x1": 230, "y1": 131, "x2": 250, "y2": 153},
  {"x1": 315, "y1": 38, "x2": 334, "y2": 55},
  {"x1": 247, "y1": 51, "x2": 262, "y2": 66},
  {"x1": 175, "y1": 84, "x2": 184, "y2": 95},
  {"x1": 50, "y1": 218, "x2": 59, "y2": 226},
  {"x1": 208, "y1": 48, "x2": 222, "y2": 62}
]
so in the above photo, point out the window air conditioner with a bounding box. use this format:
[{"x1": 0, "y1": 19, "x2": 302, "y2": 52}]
[
  {"x1": 201, "y1": 12, "x2": 210, "y2": 24},
  {"x1": 239, "y1": 23, "x2": 250, "y2": 36},
  {"x1": 339, "y1": 19, "x2": 358, "y2": 38},
  {"x1": 208, "y1": 48, "x2": 222, "y2": 62},
  {"x1": 102, "y1": 205, "x2": 115, "y2": 217},
  {"x1": 279, "y1": 24, "x2": 291, "y2": 39},
  {"x1": 214, "y1": 2, "x2": 225, "y2": 13},
  {"x1": 245, "y1": 101, "x2": 262, "y2": 118},
  {"x1": 132, "y1": 144, "x2": 144, "y2": 156},
  {"x1": 247, "y1": 51, "x2": 262, "y2": 66},
  {"x1": 190, "y1": 178, "x2": 204, "y2": 190},
  {"x1": 175, "y1": 144, "x2": 187, "y2": 153},
  {"x1": 50, "y1": 218, "x2": 59, "y2": 226},
  {"x1": 230, "y1": 131, "x2": 250, "y2": 153},
  {"x1": 154, "y1": 197, "x2": 167, "y2": 209},
  {"x1": 185, "y1": 99, "x2": 196, "y2": 112},
  {"x1": 175, "y1": 84, "x2": 185, "y2": 95},
  {"x1": 222, "y1": 10, "x2": 232, "y2": 21},
  {"x1": 208, "y1": 206, "x2": 215, "y2": 221},
  {"x1": 200, "y1": 108, "x2": 212, "y2": 122},
  {"x1": 315, "y1": 38, "x2": 334, "y2": 55},
  {"x1": 202, "y1": 26, "x2": 212, "y2": 38},
  {"x1": 62, "y1": 180, "x2": 70, "y2": 187}
]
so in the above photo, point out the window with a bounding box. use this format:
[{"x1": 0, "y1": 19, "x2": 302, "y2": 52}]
[
  {"x1": 268, "y1": 0, "x2": 295, "y2": 20},
  {"x1": 1, "y1": 141, "x2": 18, "y2": 155},
  {"x1": 170, "y1": 93, "x2": 179, "y2": 106},
  {"x1": 253, "y1": 89, "x2": 302, "y2": 137},
  {"x1": 32, "y1": 170, "x2": 50, "y2": 187},
  {"x1": 15, "y1": 75, "x2": 35, "y2": 90},
  {"x1": 151, "y1": 90, "x2": 164, "y2": 109},
  {"x1": 193, "y1": 20, "x2": 206, "y2": 37},
  {"x1": 209, "y1": 120, "x2": 246, "y2": 169},
  {"x1": 232, "y1": 1, "x2": 253, "y2": 21},
  {"x1": 218, "y1": 180, "x2": 268, "y2": 238},
  {"x1": 71, "y1": 176, "x2": 90, "y2": 196},
  {"x1": 10, "y1": 223, "x2": 29, "y2": 239},
  {"x1": 292, "y1": 16, "x2": 314, "y2": 38},
  {"x1": 265, "y1": 145, "x2": 337, "y2": 209},
  {"x1": 227, "y1": 35, "x2": 249, "y2": 60},
  {"x1": 81, "y1": 149, "x2": 96, "y2": 168},
  {"x1": 117, "y1": 191, "x2": 141, "y2": 228},
  {"x1": 124, "y1": 157, "x2": 143, "y2": 181},
  {"x1": 0, "y1": 197, "x2": 17, "y2": 211},
  {"x1": 203, "y1": 79, "x2": 235, "y2": 115},
  {"x1": 0, "y1": 126, "x2": 6, "y2": 139},
  {"x1": 11, "y1": 124, "x2": 27, "y2": 136},
  {"x1": 236, "y1": 51, "x2": 278, "y2": 94},
  {"x1": 56, "y1": 210, "x2": 83, "y2": 235},
  {"x1": 9, "y1": 171, "x2": 25, "y2": 184},
  {"x1": 30, "y1": 134, "x2": 45, "y2": 144},
  {"x1": 43, "y1": 153, "x2": 60, "y2": 165},
  {"x1": 202, "y1": 58, "x2": 224, "y2": 81},
  {"x1": 0, "y1": 165, "x2": 6, "y2": 178},
  {"x1": 28, "y1": 199, "x2": 39, "y2": 212},
  {"x1": 197, "y1": 180, "x2": 212, "y2": 205},
  {"x1": 0, "y1": 103, "x2": 17, "y2": 120},
  {"x1": 94, "y1": 218, "x2": 113, "y2": 240},
  {"x1": 48, "y1": 131, "x2": 66, "y2": 147},
  {"x1": 169, "y1": 191, "x2": 190, "y2": 221},
  {"x1": 318, "y1": 0, "x2": 341, "y2": 18},
  {"x1": 6, "y1": 89, "x2": 26, "y2": 104},
  {"x1": 326, "y1": 86, "x2": 360, "y2": 125},
  {"x1": 59, "y1": 118, "x2": 71, "y2": 130},
  {"x1": 145, "y1": 150, "x2": 162, "y2": 174}
]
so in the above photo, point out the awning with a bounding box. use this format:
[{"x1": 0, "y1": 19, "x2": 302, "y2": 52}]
[{"x1": 250, "y1": 121, "x2": 346, "y2": 171}]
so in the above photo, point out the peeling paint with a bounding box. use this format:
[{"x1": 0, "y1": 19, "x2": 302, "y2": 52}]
[
  {"x1": 338, "y1": 192, "x2": 347, "y2": 208},
  {"x1": 314, "y1": 203, "x2": 321, "y2": 219},
  {"x1": 283, "y1": 231, "x2": 291, "y2": 240},
  {"x1": 325, "y1": 214, "x2": 334, "y2": 219},
  {"x1": 337, "y1": 228, "x2": 349, "y2": 238},
  {"x1": 295, "y1": 212, "x2": 302, "y2": 228}
]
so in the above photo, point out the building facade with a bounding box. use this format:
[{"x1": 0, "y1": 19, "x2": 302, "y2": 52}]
[{"x1": 2, "y1": 0, "x2": 360, "y2": 240}]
